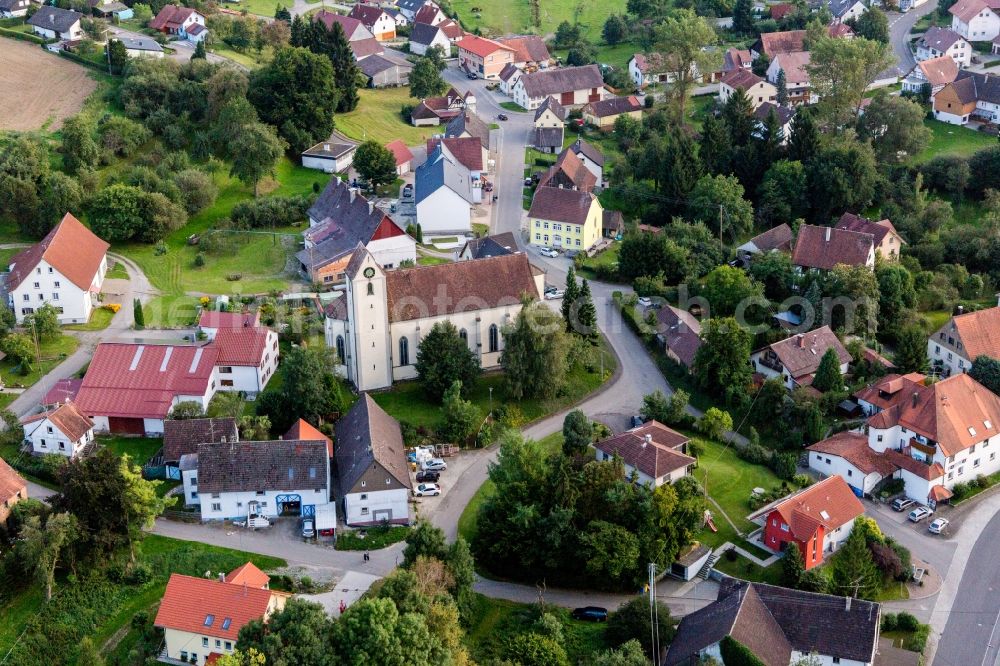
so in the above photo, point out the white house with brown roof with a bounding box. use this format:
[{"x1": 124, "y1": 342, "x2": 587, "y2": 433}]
[
  {"x1": 950, "y1": 0, "x2": 1000, "y2": 41},
  {"x1": 835, "y1": 213, "x2": 905, "y2": 261},
  {"x1": 527, "y1": 187, "x2": 604, "y2": 251},
  {"x1": 807, "y1": 431, "x2": 898, "y2": 496},
  {"x1": 792, "y1": 224, "x2": 875, "y2": 272},
  {"x1": 751, "y1": 326, "x2": 851, "y2": 391},
  {"x1": 656, "y1": 306, "x2": 702, "y2": 370},
  {"x1": 324, "y1": 246, "x2": 543, "y2": 391},
  {"x1": 155, "y1": 564, "x2": 289, "y2": 666},
  {"x1": 347, "y1": 3, "x2": 396, "y2": 40},
  {"x1": 918, "y1": 26, "x2": 972, "y2": 65},
  {"x1": 20, "y1": 402, "x2": 95, "y2": 458},
  {"x1": 628, "y1": 53, "x2": 670, "y2": 87},
  {"x1": 594, "y1": 421, "x2": 695, "y2": 486},
  {"x1": 766, "y1": 51, "x2": 815, "y2": 105},
  {"x1": 582, "y1": 95, "x2": 643, "y2": 129},
  {"x1": 719, "y1": 69, "x2": 777, "y2": 109},
  {"x1": 929, "y1": 305, "x2": 1000, "y2": 377},
  {"x1": 499, "y1": 35, "x2": 552, "y2": 68},
  {"x1": 513, "y1": 64, "x2": 607, "y2": 110},
  {"x1": 904, "y1": 54, "x2": 959, "y2": 94},
  {"x1": 5, "y1": 213, "x2": 108, "y2": 325}
]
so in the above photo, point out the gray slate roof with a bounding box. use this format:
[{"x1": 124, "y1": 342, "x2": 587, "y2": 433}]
[
  {"x1": 532, "y1": 127, "x2": 564, "y2": 149},
  {"x1": 518, "y1": 64, "x2": 604, "y2": 99},
  {"x1": 533, "y1": 96, "x2": 567, "y2": 122},
  {"x1": 462, "y1": 232, "x2": 516, "y2": 259},
  {"x1": 302, "y1": 140, "x2": 357, "y2": 159},
  {"x1": 197, "y1": 440, "x2": 328, "y2": 493},
  {"x1": 569, "y1": 138, "x2": 605, "y2": 167},
  {"x1": 163, "y1": 417, "x2": 238, "y2": 464},
  {"x1": 28, "y1": 6, "x2": 82, "y2": 33},
  {"x1": 334, "y1": 394, "x2": 411, "y2": 493},
  {"x1": 951, "y1": 69, "x2": 1000, "y2": 104},
  {"x1": 414, "y1": 145, "x2": 451, "y2": 204},
  {"x1": 445, "y1": 112, "x2": 490, "y2": 149},
  {"x1": 299, "y1": 179, "x2": 396, "y2": 270},
  {"x1": 118, "y1": 36, "x2": 163, "y2": 52},
  {"x1": 409, "y1": 21, "x2": 442, "y2": 45}
]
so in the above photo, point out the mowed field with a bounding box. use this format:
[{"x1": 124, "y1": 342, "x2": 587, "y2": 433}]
[
  {"x1": 451, "y1": 0, "x2": 626, "y2": 41},
  {"x1": 0, "y1": 38, "x2": 97, "y2": 131}
]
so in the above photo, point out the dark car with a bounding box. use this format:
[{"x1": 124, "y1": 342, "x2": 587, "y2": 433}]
[
  {"x1": 630, "y1": 415, "x2": 644, "y2": 428},
  {"x1": 416, "y1": 470, "x2": 440, "y2": 483},
  {"x1": 497, "y1": 113, "x2": 509, "y2": 121},
  {"x1": 467, "y1": 71, "x2": 478, "y2": 79},
  {"x1": 571, "y1": 607, "x2": 608, "y2": 622}
]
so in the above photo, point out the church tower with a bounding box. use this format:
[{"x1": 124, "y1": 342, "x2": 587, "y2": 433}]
[{"x1": 344, "y1": 245, "x2": 392, "y2": 391}]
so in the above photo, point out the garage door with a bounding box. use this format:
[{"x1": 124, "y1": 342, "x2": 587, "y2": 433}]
[{"x1": 108, "y1": 417, "x2": 145, "y2": 435}]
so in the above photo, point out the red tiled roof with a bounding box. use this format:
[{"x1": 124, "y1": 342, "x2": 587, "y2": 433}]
[
  {"x1": 20, "y1": 402, "x2": 93, "y2": 442},
  {"x1": 224, "y1": 562, "x2": 270, "y2": 589},
  {"x1": 594, "y1": 421, "x2": 694, "y2": 480},
  {"x1": 43, "y1": 378, "x2": 83, "y2": 406},
  {"x1": 313, "y1": 9, "x2": 366, "y2": 38},
  {"x1": 807, "y1": 431, "x2": 898, "y2": 477},
  {"x1": 7, "y1": 213, "x2": 108, "y2": 292},
  {"x1": 285, "y1": 418, "x2": 333, "y2": 456},
  {"x1": 75, "y1": 343, "x2": 219, "y2": 420},
  {"x1": 917, "y1": 55, "x2": 959, "y2": 87},
  {"x1": 456, "y1": 34, "x2": 513, "y2": 58},
  {"x1": 0, "y1": 457, "x2": 26, "y2": 505},
  {"x1": 583, "y1": 95, "x2": 642, "y2": 118},
  {"x1": 770, "y1": 3, "x2": 794, "y2": 19},
  {"x1": 854, "y1": 373, "x2": 926, "y2": 411},
  {"x1": 792, "y1": 224, "x2": 874, "y2": 270},
  {"x1": 351, "y1": 37, "x2": 384, "y2": 59},
  {"x1": 656, "y1": 306, "x2": 702, "y2": 367},
  {"x1": 930, "y1": 485, "x2": 953, "y2": 501},
  {"x1": 426, "y1": 136, "x2": 484, "y2": 171},
  {"x1": 765, "y1": 476, "x2": 865, "y2": 542},
  {"x1": 348, "y1": 3, "x2": 390, "y2": 29},
  {"x1": 154, "y1": 573, "x2": 276, "y2": 640},
  {"x1": 945, "y1": 306, "x2": 1000, "y2": 360},
  {"x1": 746, "y1": 223, "x2": 793, "y2": 253},
  {"x1": 198, "y1": 310, "x2": 260, "y2": 329},
  {"x1": 883, "y1": 449, "x2": 945, "y2": 480},
  {"x1": 498, "y1": 35, "x2": 550, "y2": 63},
  {"x1": 212, "y1": 327, "x2": 273, "y2": 367},
  {"x1": 385, "y1": 139, "x2": 413, "y2": 167},
  {"x1": 950, "y1": 0, "x2": 1000, "y2": 24},
  {"x1": 413, "y1": 3, "x2": 442, "y2": 24},
  {"x1": 835, "y1": 213, "x2": 903, "y2": 249},
  {"x1": 760, "y1": 325, "x2": 851, "y2": 381},
  {"x1": 721, "y1": 68, "x2": 765, "y2": 91},
  {"x1": 536, "y1": 148, "x2": 597, "y2": 192},
  {"x1": 438, "y1": 18, "x2": 464, "y2": 39},
  {"x1": 149, "y1": 4, "x2": 197, "y2": 30}
]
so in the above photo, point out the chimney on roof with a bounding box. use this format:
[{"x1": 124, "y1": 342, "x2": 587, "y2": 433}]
[
  {"x1": 349, "y1": 188, "x2": 357, "y2": 203},
  {"x1": 368, "y1": 201, "x2": 375, "y2": 214},
  {"x1": 219, "y1": 572, "x2": 225, "y2": 582},
  {"x1": 798, "y1": 335, "x2": 805, "y2": 348},
  {"x1": 825, "y1": 226, "x2": 831, "y2": 242},
  {"x1": 913, "y1": 391, "x2": 919, "y2": 408},
  {"x1": 323, "y1": 143, "x2": 330, "y2": 151},
  {"x1": 846, "y1": 596, "x2": 852, "y2": 611},
  {"x1": 643, "y1": 433, "x2": 652, "y2": 448},
  {"x1": 221, "y1": 435, "x2": 227, "y2": 443},
  {"x1": 957, "y1": 305, "x2": 964, "y2": 315}
]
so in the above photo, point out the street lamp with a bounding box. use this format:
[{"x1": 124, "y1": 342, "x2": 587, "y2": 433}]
[{"x1": 488, "y1": 386, "x2": 493, "y2": 417}]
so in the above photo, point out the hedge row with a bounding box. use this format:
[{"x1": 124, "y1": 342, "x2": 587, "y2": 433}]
[
  {"x1": 0, "y1": 27, "x2": 46, "y2": 44},
  {"x1": 58, "y1": 49, "x2": 110, "y2": 72}
]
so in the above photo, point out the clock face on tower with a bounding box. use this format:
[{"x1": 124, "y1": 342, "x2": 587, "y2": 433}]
[{"x1": 363, "y1": 267, "x2": 376, "y2": 278}]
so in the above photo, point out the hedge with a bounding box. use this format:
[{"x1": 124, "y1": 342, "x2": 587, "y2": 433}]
[
  {"x1": 0, "y1": 27, "x2": 46, "y2": 44},
  {"x1": 58, "y1": 49, "x2": 110, "y2": 72}
]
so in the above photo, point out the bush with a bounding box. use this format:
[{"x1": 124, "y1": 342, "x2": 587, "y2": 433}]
[
  {"x1": 880, "y1": 478, "x2": 905, "y2": 497},
  {"x1": 905, "y1": 624, "x2": 931, "y2": 653},
  {"x1": 769, "y1": 452, "x2": 798, "y2": 480},
  {"x1": 792, "y1": 474, "x2": 814, "y2": 487},
  {"x1": 230, "y1": 195, "x2": 311, "y2": 229},
  {"x1": 881, "y1": 612, "x2": 898, "y2": 631},
  {"x1": 951, "y1": 481, "x2": 970, "y2": 501},
  {"x1": 737, "y1": 442, "x2": 771, "y2": 466},
  {"x1": 896, "y1": 612, "x2": 920, "y2": 632}
]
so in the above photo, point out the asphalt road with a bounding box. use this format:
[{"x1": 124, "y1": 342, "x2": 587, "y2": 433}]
[{"x1": 888, "y1": 1, "x2": 939, "y2": 75}]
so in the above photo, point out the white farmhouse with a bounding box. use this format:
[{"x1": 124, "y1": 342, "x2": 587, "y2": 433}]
[
  {"x1": 20, "y1": 402, "x2": 95, "y2": 458},
  {"x1": 512, "y1": 64, "x2": 607, "y2": 110},
  {"x1": 917, "y1": 26, "x2": 972, "y2": 66},
  {"x1": 197, "y1": 310, "x2": 260, "y2": 341},
  {"x1": 928, "y1": 305, "x2": 1000, "y2": 377},
  {"x1": 324, "y1": 246, "x2": 544, "y2": 392},
  {"x1": 949, "y1": 0, "x2": 1000, "y2": 41},
  {"x1": 594, "y1": 421, "x2": 695, "y2": 486},
  {"x1": 807, "y1": 431, "x2": 897, "y2": 496},
  {"x1": 335, "y1": 394, "x2": 412, "y2": 527},
  {"x1": 212, "y1": 326, "x2": 279, "y2": 394},
  {"x1": 5, "y1": 213, "x2": 108, "y2": 325},
  {"x1": 194, "y1": 438, "x2": 331, "y2": 521}
]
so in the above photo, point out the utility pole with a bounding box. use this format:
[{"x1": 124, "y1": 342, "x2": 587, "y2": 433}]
[
  {"x1": 718, "y1": 204, "x2": 724, "y2": 242},
  {"x1": 648, "y1": 563, "x2": 660, "y2": 662}
]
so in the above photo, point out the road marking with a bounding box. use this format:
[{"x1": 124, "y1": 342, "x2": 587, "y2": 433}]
[{"x1": 982, "y1": 606, "x2": 1000, "y2": 666}]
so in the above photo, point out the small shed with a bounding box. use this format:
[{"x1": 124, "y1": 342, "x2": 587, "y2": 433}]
[
  {"x1": 670, "y1": 543, "x2": 712, "y2": 581},
  {"x1": 302, "y1": 140, "x2": 357, "y2": 174}
]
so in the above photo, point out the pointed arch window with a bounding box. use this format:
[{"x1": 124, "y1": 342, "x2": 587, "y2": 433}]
[
  {"x1": 367, "y1": 282, "x2": 374, "y2": 296},
  {"x1": 399, "y1": 337, "x2": 410, "y2": 366},
  {"x1": 336, "y1": 336, "x2": 345, "y2": 364},
  {"x1": 488, "y1": 324, "x2": 499, "y2": 353}
]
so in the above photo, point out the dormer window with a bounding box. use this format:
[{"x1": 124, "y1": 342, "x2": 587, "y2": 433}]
[{"x1": 969, "y1": 427, "x2": 977, "y2": 436}]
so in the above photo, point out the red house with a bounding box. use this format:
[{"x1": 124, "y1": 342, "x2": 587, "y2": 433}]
[{"x1": 748, "y1": 475, "x2": 864, "y2": 569}]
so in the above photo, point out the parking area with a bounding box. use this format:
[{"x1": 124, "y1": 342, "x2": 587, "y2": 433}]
[{"x1": 408, "y1": 448, "x2": 489, "y2": 521}]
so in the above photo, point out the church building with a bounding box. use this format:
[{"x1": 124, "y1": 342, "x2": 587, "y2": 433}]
[{"x1": 325, "y1": 245, "x2": 544, "y2": 391}]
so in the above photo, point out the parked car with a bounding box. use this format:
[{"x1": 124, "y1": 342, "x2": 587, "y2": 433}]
[
  {"x1": 637, "y1": 297, "x2": 652, "y2": 307},
  {"x1": 928, "y1": 517, "x2": 949, "y2": 534},
  {"x1": 545, "y1": 288, "x2": 564, "y2": 300},
  {"x1": 908, "y1": 506, "x2": 933, "y2": 522},
  {"x1": 413, "y1": 483, "x2": 442, "y2": 497},
  {"x1": 630, "y1": 415, "x2": 644, "y2": 428},
  {"x1": 402, "y1": 183, "x2": 413, "y2": 198},
  {"x1": 422, "y1": 458, "x2": 448, "y2": 471},
  {"x1": 540, "y1": 247, "x2": 559, "y2": 258},
  {"x1": 891, "y1": 497, "x2": 915, "y2": 512},
  {"x1": 416, "y1": 470, "x2": 440, "y2": 483},
  {"x1": 571, "y1": 607, "x2": 608, "y2": 622},
  {"x1": 301, "y1": 517, "x2": 315, "y2": 539},
  {"x1": 407, "y1": 451, "x2": 417, "y2": 463},
  {"x1": 524, "y1": 177, "x2": 533, "y2": 186},
  {"x1": 467, "y1": 71, "x2": 478, "y2": 79},
  {"x1": 497, "y1": 113, "x2": 509, "y2": 121}
]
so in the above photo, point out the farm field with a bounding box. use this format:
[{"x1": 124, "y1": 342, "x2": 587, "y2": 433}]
[
  {"x1": 451, "y1": 0, "x2": 626, "y2": 42},
  {"x1": 0, "y1": 38, "x2": 97, "y2": 131}
]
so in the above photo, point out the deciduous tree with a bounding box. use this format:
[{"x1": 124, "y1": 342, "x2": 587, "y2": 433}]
[
  {"x1": 698, "y1": 407, "x2": 733, "y2": 440},
  {"x1": 693, "y1": 317, "x2": 753, "y2": 405},
  {"x1": 18, "y1": 512, "x2": 77, "y2": 600},
  {"x1": 700, "y1": 265, "x2": 763, "y2": 317},
  {"x1": 409, "y1": 56, "x2": 449, "y2": 99},
  {"x1": 230, "y1": 122, "x2": 287, "y2": 197},
  {"x1": 415, "y1": 321, "x2": 480, "y2": 401},
  {"x1": 806, "y1": 35, "x2": 895, "y2": 127},
  {"x1": 353, "y1": 140, "x2": 399, "y2": 190},
  {"x1": 237, "y1": 598, "x2": 335, "y2": 666},
  {"x1": 655, "y1": 9, "x2": 721, "y2": 123},
  {"x1": 857, "y1": 94, "x2": 932, "y2": 163},
  {"x1": 687, "y1": 174, "x2": 754, "y2": 242}
]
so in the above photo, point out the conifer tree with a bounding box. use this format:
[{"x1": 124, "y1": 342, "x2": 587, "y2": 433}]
[{"x1": 561, "y1": 265, "x2": 580, "y2": 332}]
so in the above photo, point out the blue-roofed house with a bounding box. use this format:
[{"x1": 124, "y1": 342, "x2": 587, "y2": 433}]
[{"x1": 415, "y1": 146, "x2": 471, "y2": 235}]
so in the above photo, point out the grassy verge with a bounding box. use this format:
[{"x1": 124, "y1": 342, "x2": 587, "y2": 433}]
[
  {"x1": 372, "y1": 336, "x2": 615, "y2": 431},
  {"x1": 457, "y1": 432, "x2": 562, "y2": 543},
  {"x1": 106, "y1": 261, "x2": 128, "y2": 279},
  {"x1": 0, "y1": 334, "x2": 78, "y2": 390},
  {"x1": 499, "y1": 101, "x2": 528, "y2": 112},
  {"x1": 335, "y1": 525, "x2": 410, "y2": 550},
  {"x1": 336, "y1": 87, "x2": 441, "y2": 145},
  {"x1": 417, "y1": 256, "x2": 451, "y2": 266},
  {"x1": 0, "y1": 246, "x2": 21, "y2": 268},
  {"x1": 64, "y1": 307, "x2": 114, "y2": 331}
]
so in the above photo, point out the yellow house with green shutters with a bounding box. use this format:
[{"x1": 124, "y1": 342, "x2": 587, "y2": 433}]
[{"x1": 527, "y1": 186, "x2": 604, "y2": 251}]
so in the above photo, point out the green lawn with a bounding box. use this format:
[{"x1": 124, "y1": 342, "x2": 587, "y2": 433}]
[
  {"x1": 0, "y1": 246, "x2": 21, "y2": 269},
  {"x1": 457, "y1": 432, "x2": 562, "y2": 543},
  {"x1": 98, "y1": 435, "x2": 163, "y2": 465},
  {"x1": 552, "y1": 41, "x2": 637, "y2": 71},
  {"x1": 713, "y1": 552, "x2": 784, "y2": 586},
  {"x1": 209, "y1": 44, "x2": 268, "y2": 68},
  {"x1": 500, "y1": 101, "x2": 528, "y2": 112},
  {"x1": 575, "y1": 241, "x2": 620, "y2": 281},
  {"x1": 335, "y1": 525, "x2": 410, "y2": 550},
  {"x1": 417, "y1": 256, "x2": 451, "y2": 266},
  {"x1": 118, "y1": 158, "x2": 322, "y2": 297},
  {"x1": 336, "y1": 87, "x2": 441, "y2": 145},
  {"x1": 451, "y1": 0, "x2": 627, "y2": 42},
  {"x1": 372, "y1": 337, "x2": 615, "y2": 432},
  {"x1": 64, "y1": 307, "x2": 114, "y2": 331},
  {"x1": 912, "y1": 119, "x2": 997, "y2": 163},
  {"x1": 0, "y1": 334, "x2": 79, "y2": 390},
  {"x1": 142, "y1": 294, "x2": 200, "y2": 328},
  {"x1": 106, "y1": 261, "x2": 128, "y2": 280}
]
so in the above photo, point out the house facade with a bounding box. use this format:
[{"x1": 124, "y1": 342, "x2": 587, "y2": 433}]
[
  {"x1": 950, "y1": 0, "x2": 1000, "y2": 41},
  {"x1": 324, "y1": 247, "x2": 543, "y2": 391},
  {"x1": 719, "y1": 69, "x2": 777, "y2": 108},
  {"x1": 748, "y1": 475, "x2": 864, "y2": 568},
  {"x1": 569, "y1": 139, "x2": 604, "y2": 182},
  {"x1": 594, "y1": 421, "x2": 695, "y2": 486},
  {"x1": 20, "y1": 403, "x2": 95, "y2": 458},
  {"x1": 456, "y1": 35, "x2": 514, "y2": 79},
  {"x1": 933, "y1": 70, "x2": 1000, "y2": 125},
  {"x1": 0, "y1": 0, "x2": 31, "y2": 18},
  {"x1": 835, "y1": 212, "x2": 905, "y2": 261},
  {"x1": 414, "y1": 146, "x2": 473, "y2": 234},
  {"x1": 513, "y1": 64, "x2": 607, "y2": 109},
  {"x1": 149, "y1": 5, "x2": 206, "y2": 41},
  {"x1": 807, "y1": 431, "x2": 898, "y2": 496},
  {"x1": 348, "y1": 4, "x2": 396, "y2": 40},
  {"x1": 335, "y1": 395, "x2": 411, "y2": 526},
  {"x1": 917, "y1": 26, "x2": 972, "y2": 65},
  {"x1": 527, "y1": 187, "x2": 604, "y2": 251},
  {"x1": 628, "y1": 53, "x2": 670, "y2": 87},
  {"x1": 155, "y1": 566, "x2": 289, "y2": 666},
  {"x1": 903, "y1": 54, "x2": 959, "y2": 94},
  {"x1": 582, "y1": 95, "x2": 643, "y2": 129},
  {"x1": 750, "y1": 326, "x2": 851, "y2": 391},
  {"x1": 408, "y1": 21, "x2": 450, "y2": 55},
  {"x1": 928, "y1": 305, "x2": 1000, "y2": 377},
  {"x1": 5, "y1": 213, "x2": 108, "y2": 325},
  {"x1": 766, "y1": 51, "x2": 815, "y2": 105},
  {"x1": 301, "y1": 139, "x2": 357, "y2": 173}
]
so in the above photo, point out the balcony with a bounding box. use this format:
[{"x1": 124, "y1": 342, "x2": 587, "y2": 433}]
[
  {"x1": 909, "y1": 438, "x2": 937, "y2": 458},
  {"x1": 756, "y1": 355, "x2": 783, "y2": 374}
]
